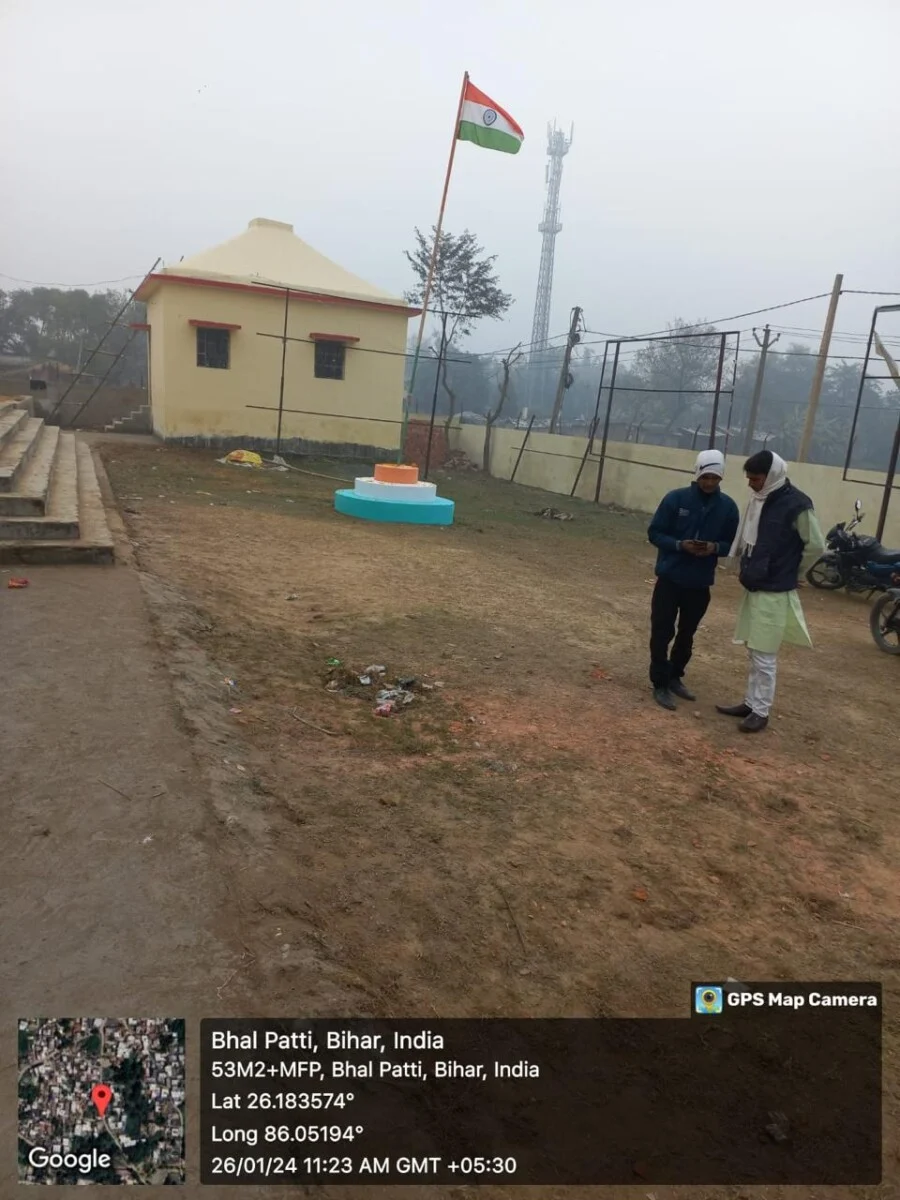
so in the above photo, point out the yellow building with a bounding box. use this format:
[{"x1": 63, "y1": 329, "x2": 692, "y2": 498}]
[{"x1": 136, "y1": 218, "x2": 419, "y2": 453}]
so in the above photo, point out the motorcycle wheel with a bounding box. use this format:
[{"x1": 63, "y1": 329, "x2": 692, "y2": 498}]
[
  {"x1": 869, "y1": 592, "x2": 900, "y2": 655},
  {"x1": 806, "y1": 555, "x2": 844, "y2": 590}
]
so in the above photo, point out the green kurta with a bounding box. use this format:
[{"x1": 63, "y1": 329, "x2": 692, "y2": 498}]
[{"x1": 732, "y1": 509, "x2": 826, "y2": 653}]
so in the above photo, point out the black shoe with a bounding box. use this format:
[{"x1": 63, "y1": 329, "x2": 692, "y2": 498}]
[
  {"x1": 716, "y1": 703, "x2": 752, "y2": 718},
  {"x1": 670, "y1": 679, "x2": 696, "y2": 702},
  {"x1": 653, "y1": 687, "x2": 677, "y2": 711},
  {"x1": 739, "y1": 712, "x2": 769, "y2": 733}
]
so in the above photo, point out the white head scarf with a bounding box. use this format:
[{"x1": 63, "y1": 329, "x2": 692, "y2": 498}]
[
  {"x1": 729, "y1": 452, "x2": 788, "y2": 557},
  {"x1": 694, "y1": 449, "x2": 725, "y2": 481}
]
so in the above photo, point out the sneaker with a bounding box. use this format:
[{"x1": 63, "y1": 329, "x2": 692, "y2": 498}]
[{"x1": 653, "y1": 687, "x2": 677, "y2": 711}]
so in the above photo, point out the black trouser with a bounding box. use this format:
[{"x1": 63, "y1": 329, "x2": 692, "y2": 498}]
[{"x1": 649, "y1": 576, "x2": 711, "y2": 688}]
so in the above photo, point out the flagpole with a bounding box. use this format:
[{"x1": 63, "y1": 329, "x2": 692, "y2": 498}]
[{"x1": 399, "y1": 69, "x2": 469, "y2": 463}]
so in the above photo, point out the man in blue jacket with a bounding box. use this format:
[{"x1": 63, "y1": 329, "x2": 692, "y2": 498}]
[{"x1": 647, "y1": 449, "x2": 740, "y2": 710}]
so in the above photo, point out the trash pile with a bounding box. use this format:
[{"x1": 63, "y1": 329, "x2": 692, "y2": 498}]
[
  {"x1": 322, "y1": 658, "x2": 441, "y2": 717},
  {"x1": 220, "y1": 449, "x2": 262, "y2": 467},
  {"x1": 534, "y1": 507, "x2": 574, "y2": 521},
  {"x1": 442, "y1": 451, "x2": 480, "y2": 472},
  {"x1": 217, "y1": 449, "x2": 288, "y2": 471}
]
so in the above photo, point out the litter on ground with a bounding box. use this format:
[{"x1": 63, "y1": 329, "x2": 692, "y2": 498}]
[
  {"x1": 221, "y1": 449, "x2": 262, "y2": 467},
  {"x1": 321, "y1": 659, "x2": 428, "y2": 717}
]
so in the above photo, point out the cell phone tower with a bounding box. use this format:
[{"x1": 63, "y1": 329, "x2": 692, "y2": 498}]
[{"x1": 529, "y1": 122, "x2": 573, "y2": 362}]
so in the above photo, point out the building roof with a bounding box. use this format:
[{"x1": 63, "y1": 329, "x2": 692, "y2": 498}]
[{"x1": 138, "y1": 218, "x2": 415, "y2": 314}]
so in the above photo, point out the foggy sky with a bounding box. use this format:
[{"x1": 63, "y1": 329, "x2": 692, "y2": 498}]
[{"x1": 2, "y1": 0, "x2": 898, "y2": 355}]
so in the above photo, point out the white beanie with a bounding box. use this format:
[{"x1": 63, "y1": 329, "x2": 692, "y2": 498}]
[{"x1": 694, "y1": 449, "x2": 725, "y2": 481}]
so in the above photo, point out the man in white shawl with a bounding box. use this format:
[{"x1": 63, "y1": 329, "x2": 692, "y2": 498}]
[{"x1": 716, "y1": 449, "x2": 825, "y2": 732}]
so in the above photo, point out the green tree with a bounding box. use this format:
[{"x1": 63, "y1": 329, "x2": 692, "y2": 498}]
[
  {"x1": 822, "y1": 360, "x2": 893, "y2": 469},
  {"x1": 0, "y1": 287, "x2": 147, "y2": 384},
  {"x1": 632, "y1": 318, "x2": 722, "y2": 433},
  {"x1": 727, "y1": 346, "x2": 896, "y2": 466},
  {"x1": 404, "y1": 227, "x2": 512, "y2": 432}
]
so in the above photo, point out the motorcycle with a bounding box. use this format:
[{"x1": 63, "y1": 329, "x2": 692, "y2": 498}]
[
  {"x1": 869, "y1": 569, "x2": 900, "y2": 655},
  {"x1": 806, "y1": 500, "x2": 900, "y2": 594}
]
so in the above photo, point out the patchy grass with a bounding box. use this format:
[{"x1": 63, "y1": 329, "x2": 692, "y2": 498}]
[{"x1": 101, "y1": 440, "x2": 900, "y2": 1200}]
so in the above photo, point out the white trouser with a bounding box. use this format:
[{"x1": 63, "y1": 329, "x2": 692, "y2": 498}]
[{"x1": 745, "y1": 650, "x2": 777, "y2": 717}]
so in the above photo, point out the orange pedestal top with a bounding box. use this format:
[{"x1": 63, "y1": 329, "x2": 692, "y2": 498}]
[{"x1": 373, "y1": 463, "x2": 419, "y2": 484}]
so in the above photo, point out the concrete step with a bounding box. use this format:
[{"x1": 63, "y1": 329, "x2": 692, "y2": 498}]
[
  {"x1": 104, "y1": 405, "x2": 151, "y2": 433},
  {"x1": 0, "y1": 416, "x2": 44, "y2": 492},
  {"x1": 110, "y1": 421, "x2": 151, "y2": 435},
  {"x1": 0, "y1": 431, "x2": 79, "y2": 540},
  {"x1": 0, "y1": 405, "x2": 29, "y2": 449},
  {"x1": 0, "y1": 438, "x2": 114, "y2": 564},
  {"x1": 0, "y1": 424, "x2": 60, "y2": 516}
]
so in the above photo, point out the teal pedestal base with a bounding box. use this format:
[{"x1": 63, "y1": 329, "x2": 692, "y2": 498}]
[{"x1": 334, "y1": 489, "x2": 454, "y2": 526}]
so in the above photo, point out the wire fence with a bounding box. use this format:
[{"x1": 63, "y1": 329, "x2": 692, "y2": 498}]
[
  {"x1": 23, "y1": 275, "x2": 892, "y2": 521},
  {"x1": 9, "y1": 268, "x2": 897, "y2": 474},
  {"x1": 242, "y1": 305, "x2": 900, "y2": 489}
]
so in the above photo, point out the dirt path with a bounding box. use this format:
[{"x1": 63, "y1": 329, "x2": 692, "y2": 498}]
[{"x1": 0, "y1": 555, "x2": 443, "y2": 1199}]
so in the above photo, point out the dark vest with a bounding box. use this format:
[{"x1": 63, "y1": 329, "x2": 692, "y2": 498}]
[{"x1": 738, "y1": 481, "x2": 813, "y2": 593}]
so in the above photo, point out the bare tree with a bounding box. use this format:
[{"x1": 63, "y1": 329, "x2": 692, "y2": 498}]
[
  {"x1": 633, "y1": 318, "x2": 721, "y2": 434},
  {"x1": 405, "y1": 227, "x2": 512, "y2": 433},
  {"x1": 483, "y1": 344, "x2": 523, "y2": 472}
]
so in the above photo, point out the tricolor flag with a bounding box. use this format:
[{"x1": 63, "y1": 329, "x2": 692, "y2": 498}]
[{"x1": 457, "y1": 80, "x2": 524, "y2": 155}]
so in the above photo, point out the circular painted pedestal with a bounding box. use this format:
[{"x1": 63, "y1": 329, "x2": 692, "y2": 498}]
[
  {"x1": 334, "y1": 488, "x2": 454, "y2": 526},
  {"x1": 353, "y1": 478, "x2": 438, "y2": 503}
]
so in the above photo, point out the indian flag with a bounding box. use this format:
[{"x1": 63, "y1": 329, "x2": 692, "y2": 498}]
[{"x1": 457, "y1": 80, "x2": 524, "y2": 155}]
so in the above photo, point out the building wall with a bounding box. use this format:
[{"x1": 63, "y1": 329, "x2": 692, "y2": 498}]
[
  {"x1": 50, "y1": 384, "x2": 149, "y2": 430},
  {"x1": 147, "y1": 295, "x2": 167, "y2": 437},
  {"x1": 0, "y1": 368, "x2": 149, "y2": 430},
  {"x1": 147, "y1": 282, "x2": 409, "y2": 451},
  {"x1": 404, "y1": 418, "x2": 450, "y2": 470},
  {"x1": 453, "y1": 423, "x2": 900, "y2": 544}
]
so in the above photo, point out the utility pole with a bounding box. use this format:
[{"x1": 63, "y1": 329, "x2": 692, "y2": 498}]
[
  {"x1": 797, "y1": 272, "x2": 843, "y2": 462},
  {"x1": 549, "y1": 305, "x2": 582, "y2": 433},
  {"x1": 742, "y1": 325, "x2": 780, "y2": 454}
]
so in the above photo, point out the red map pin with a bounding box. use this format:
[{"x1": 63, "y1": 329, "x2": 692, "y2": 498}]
[{"x1": 91, "y1": 1084, "x2": 112, "y2": 1117}]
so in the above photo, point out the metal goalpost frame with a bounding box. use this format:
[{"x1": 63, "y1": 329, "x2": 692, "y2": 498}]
[
  {"x1": 590, "y1": 328, "x2": 740, "y2": 503},
  {"x1": 840, "y1": 303, "x2": 900, "y2": 542},
  {"x1": 842, "y1": 302, "x2": 900, "y2": 482}
]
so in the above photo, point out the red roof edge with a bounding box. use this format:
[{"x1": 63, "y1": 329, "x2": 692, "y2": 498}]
[
  {"x1": 188, "y1": 319, "x2": 242, "y2": 331},
  {"x1": 137, "y1": 272, "x2": 420, "y2": 318},
  {"x1": 128, "y1": 322, "x2": 150, "y2": 331}
]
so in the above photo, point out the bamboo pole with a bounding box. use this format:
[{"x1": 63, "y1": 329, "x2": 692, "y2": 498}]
[{"x1": 399, "y1": 71, "x2": 469, "y2": 462}]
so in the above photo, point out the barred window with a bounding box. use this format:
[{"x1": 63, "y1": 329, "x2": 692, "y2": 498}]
[
  {"x1": 196, "y1": 327, "x2": 230, "y2": 369},
  {"x1": 314, "y1": 341, "x2": 345, "y2": 381}
]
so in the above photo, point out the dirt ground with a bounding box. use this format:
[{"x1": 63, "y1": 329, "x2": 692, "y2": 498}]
[{"x1": 92, "y1": 440, "x2": 900, "y2": 1199}]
